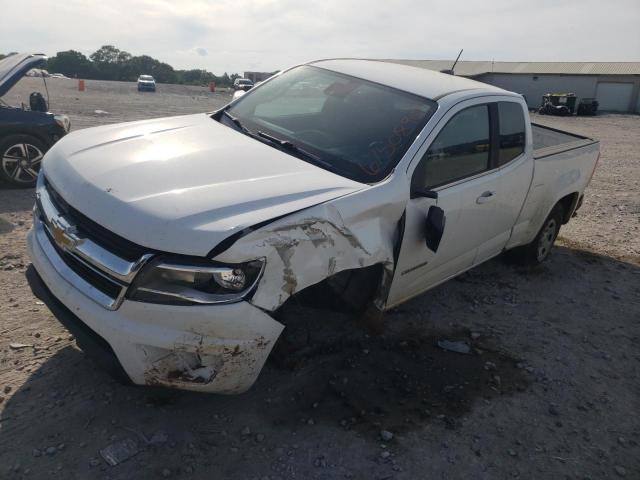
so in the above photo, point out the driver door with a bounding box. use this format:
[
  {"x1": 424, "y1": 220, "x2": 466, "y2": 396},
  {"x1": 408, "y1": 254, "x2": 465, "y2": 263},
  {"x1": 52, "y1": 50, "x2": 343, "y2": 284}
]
[{"x1": 387, "y1": 101, "x2": 501, "y2": 307}]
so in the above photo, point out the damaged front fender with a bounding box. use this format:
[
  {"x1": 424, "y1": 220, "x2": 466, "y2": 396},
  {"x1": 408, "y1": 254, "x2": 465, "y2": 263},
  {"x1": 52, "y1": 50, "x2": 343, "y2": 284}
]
[{"x1": 214, "y1": 186, "x2": 407, "y2": 312}]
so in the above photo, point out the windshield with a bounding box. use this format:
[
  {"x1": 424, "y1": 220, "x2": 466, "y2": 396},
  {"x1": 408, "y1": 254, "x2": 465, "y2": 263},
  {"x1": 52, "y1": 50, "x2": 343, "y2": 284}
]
[
  {"x1": 225, "y1": 65, "x2": 437, "y2": 183},
  {"x1": 237, "y1": 79, "x2": 252, "y2": 85},
  {"x1": 139, "y1": 75, "x2": 154, "y2": 81}
]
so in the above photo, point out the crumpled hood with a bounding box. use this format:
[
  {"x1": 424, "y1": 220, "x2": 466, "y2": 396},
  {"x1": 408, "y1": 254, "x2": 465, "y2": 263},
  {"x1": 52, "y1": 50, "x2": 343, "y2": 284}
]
[{"x1": 43, "y1": 113, "x2": 366, "y2": 256}]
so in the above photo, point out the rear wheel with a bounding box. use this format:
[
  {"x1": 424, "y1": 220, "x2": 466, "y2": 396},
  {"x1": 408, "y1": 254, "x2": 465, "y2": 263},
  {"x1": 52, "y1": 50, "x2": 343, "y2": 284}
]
[
  {"x1": 0, "y1": 135, "x2": 47, "y2": 188},
  {"x1": 507, "y1": 205, "x2": 563, "y2": 266}
]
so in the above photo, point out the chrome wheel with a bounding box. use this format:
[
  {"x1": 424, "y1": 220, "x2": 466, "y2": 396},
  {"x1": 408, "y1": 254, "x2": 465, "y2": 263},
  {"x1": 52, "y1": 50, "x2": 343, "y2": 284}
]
[
  {"x1": 537, "y1": 218, "x2": 557, "y2": 262},
  {"x1": 1, "y1": 143, "x2": 44, "y2": 184}
]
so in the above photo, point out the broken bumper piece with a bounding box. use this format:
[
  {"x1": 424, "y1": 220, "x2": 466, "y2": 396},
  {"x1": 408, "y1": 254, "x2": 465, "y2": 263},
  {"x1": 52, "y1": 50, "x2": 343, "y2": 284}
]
[{"x1": 27, "y1": 228, "x2": 284, "y2": 394}]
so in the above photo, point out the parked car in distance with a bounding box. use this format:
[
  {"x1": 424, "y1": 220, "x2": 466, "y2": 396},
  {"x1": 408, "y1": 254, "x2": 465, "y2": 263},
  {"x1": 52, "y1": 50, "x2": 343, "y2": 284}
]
[
  {"x1": 231, "y1": 81, "x2": 263, "y2": 101},
  {"x1": 233, "y1": 78, "x2": 254, "y2": 91},
  {"x1": 28, "y1": 59, "x2": 600, "y2": 394},
  {"x1": 137, "y1": 75, "x2": 156, "y2": 92},
  {"x1": 0, "y1": 53, "x2": 70, "y2": 187},
  {"x1": 26, "y1": 68, "x2": 49, "y2": 77}
]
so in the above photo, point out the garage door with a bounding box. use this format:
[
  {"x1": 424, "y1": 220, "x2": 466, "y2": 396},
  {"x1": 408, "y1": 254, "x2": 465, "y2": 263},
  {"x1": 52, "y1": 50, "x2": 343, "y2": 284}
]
[{"x1": 596, "y1": 82, "x2": 633, "y2": 111}]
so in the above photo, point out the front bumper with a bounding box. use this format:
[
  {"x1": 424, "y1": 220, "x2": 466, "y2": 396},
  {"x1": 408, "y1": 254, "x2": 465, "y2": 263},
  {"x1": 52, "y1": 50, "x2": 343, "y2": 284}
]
[{"x1": 27, "y1": 222, "x2": 284, "y2": 394}]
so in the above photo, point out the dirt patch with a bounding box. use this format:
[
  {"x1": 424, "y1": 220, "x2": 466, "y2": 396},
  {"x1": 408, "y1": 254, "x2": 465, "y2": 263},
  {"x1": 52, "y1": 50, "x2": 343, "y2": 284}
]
[
  {"x1": 558, "y1": 235, "x2": 640, "y2": 266},
  {"x1": 270, "y1": 321, "x2": 528, "y2": 437},
  {"x1": 0, "y1": 218, "x2": 15, "y2": 235}
]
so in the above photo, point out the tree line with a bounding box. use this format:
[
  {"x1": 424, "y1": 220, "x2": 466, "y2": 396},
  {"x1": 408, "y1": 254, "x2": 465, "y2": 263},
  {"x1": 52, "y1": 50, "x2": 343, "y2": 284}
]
[{"x1": 1, "y1": 46, "x2": 259, "y2": 88}]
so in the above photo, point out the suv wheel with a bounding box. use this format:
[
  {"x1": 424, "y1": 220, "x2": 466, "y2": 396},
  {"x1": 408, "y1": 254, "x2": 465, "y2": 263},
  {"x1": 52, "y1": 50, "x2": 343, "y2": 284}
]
[{"x1": 0, "y1": 135, "x2": 47, "y2": 188}]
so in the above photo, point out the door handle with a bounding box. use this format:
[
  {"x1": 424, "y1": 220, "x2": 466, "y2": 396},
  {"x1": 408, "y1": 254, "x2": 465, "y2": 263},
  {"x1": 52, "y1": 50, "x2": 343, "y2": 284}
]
[{"x1": 476, "y1": 191, "x2": 496, "y2": 204}]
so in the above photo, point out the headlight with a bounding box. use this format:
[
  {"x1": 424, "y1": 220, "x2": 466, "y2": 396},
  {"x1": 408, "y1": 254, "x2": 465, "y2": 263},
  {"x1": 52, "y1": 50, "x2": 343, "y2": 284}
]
[
  {"x1": 54, "y1": 114, "x2": 70, "y2": 132},
  {"x1": 128, "y1": 257, "x2": 265, "y2": 305}
]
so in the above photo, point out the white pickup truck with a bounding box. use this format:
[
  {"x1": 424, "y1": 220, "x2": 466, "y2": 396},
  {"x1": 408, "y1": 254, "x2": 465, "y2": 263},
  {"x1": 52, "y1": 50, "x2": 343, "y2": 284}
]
[{"x1": 28, "y1": 59, "x2": 600, "y2": 393}]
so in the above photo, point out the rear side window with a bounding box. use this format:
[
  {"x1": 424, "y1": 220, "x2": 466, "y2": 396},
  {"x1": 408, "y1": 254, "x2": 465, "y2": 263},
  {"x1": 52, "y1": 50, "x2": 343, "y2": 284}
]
[
  {"x1": 498, "y1": 102, "x2": 525, "y2": 166},
  {"x1": 412, "y1": 104, "x2": 490, "y2": 190}
]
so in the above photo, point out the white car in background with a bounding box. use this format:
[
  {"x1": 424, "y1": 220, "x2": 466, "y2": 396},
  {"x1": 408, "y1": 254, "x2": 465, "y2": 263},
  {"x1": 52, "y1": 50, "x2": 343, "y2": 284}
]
[
  {"x1": 137, "y1": 75, "x2": 156, "y2": 92},
  {"x1": 28, "y1": 60, "x2": 599, "y2": 394},
  {"x1": 232, "y1": 81, "x2": 262, "y2": 101},
  {"x1": 233, "y1": 78, "x2": 254, "y2": 91}
]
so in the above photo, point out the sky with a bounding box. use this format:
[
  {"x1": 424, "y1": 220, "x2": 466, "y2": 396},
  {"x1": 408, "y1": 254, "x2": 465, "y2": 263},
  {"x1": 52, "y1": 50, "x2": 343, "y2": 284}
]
[{"x1": 2, "y1": 0, "x2": 639, "y2": 75}]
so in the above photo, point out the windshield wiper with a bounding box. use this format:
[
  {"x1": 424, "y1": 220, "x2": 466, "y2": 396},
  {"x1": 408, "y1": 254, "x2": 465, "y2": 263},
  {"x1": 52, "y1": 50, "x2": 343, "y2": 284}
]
[
  {"x1": 222, "y1": 110, "x2": 248, "y2": 132},
  {"x1": 257, "y1": 130, "x2": 297, "y2": 148},
  {"x1": 256, "y1": 131, "x2": 337, "y2": 172},
  {"x1": 221, "y1": 114, "x2": 338, "y2": 173}
]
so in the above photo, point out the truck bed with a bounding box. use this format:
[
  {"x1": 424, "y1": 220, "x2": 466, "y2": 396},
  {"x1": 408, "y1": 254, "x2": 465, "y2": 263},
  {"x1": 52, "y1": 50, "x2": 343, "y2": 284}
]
[{"x1": 532, "y1": 123, "x2": 598, "y2": 159}]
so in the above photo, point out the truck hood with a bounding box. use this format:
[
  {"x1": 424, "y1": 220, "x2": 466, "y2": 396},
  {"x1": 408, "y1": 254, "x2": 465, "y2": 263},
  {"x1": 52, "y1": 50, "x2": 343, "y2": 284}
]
[{"x1": 43, "y1": 113, "x2": 366, "y2": 256}]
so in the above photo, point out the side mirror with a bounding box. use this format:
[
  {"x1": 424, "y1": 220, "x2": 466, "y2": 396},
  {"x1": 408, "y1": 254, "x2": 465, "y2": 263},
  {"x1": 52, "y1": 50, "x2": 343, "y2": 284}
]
[{"x1": 425, "y1": 206, "x2": 445, "y2": 252}]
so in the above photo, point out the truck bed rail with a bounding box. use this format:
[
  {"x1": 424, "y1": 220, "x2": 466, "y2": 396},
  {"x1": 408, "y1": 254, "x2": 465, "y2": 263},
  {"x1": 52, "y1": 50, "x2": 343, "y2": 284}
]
[{"x1": 532, "y1": 123, "x2": 598, "y2": 159}]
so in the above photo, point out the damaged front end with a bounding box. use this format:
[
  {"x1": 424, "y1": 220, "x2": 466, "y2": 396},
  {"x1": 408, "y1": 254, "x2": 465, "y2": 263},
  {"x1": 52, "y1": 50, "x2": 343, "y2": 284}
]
[
  {"x1": 29, "y1": 160, "x2": 406, "y2": 394},
  {"x1": 129, "y1": 188, "x2": 406, "y2": 393}
]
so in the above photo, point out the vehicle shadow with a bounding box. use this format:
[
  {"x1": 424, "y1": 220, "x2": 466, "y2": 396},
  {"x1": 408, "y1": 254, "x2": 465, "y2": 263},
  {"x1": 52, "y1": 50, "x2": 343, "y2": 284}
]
[
  {"x1": 0, "y1": 187, "x2": 35, "y2": 215},
  {"x1": 1, "y1": 245, "x2": 638, "y2": 479}
]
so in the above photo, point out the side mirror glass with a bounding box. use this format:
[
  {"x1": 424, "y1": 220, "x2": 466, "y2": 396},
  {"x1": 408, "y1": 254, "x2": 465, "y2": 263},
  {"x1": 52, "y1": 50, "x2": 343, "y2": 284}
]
[{"x1": 425, "y1": 206, "x2": 445, "y2": 252}]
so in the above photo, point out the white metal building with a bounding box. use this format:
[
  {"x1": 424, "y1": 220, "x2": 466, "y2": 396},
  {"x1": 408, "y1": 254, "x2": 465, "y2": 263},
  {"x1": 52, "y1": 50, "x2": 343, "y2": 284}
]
[{"x1": 380, "y1": 60, "x2": 640, "y2": 113}]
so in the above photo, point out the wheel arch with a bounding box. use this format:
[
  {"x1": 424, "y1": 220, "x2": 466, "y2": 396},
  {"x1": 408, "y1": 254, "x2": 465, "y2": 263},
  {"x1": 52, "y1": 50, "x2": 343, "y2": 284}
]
[
  {"x1": 274, "y1": 263, "x2": 387, "y2": 315},
  {"x1": 0, "y1": 128, "x2": 54, "y2": 149},
  {"x1": 555, "y1": 192, "x2": 580, "y2": 224}
]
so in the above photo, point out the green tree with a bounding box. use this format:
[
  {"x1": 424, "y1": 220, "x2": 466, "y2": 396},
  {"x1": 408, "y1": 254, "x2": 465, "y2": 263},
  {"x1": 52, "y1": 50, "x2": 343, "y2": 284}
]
[
  {"x1": 90, "y1": 45, "x2": 132, "y2": 80},
  {"x1": 41, "y1": 45, "x2": 244, "y2": 86},
  {"x1": 177, "y1": 69, "x2": 215, "y2": 85},
  {"x1": 89, "y1": 45, "x2": 121, "y2": 64},
  {"x1": 127, "y1": 55, "x2": 177, "y2": 83},
  {"x1": 219, "y1": 73, "x2": 232, "y2": 87},
  {"x1": 47, "y1": 50, "x2": 95, "y2": 78}
]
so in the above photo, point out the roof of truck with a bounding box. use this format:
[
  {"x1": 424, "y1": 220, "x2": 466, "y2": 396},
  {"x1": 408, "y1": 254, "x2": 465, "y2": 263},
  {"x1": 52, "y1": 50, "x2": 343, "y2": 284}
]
[{"x1": 309, "y1": 58, "x2": 507, "y2": 100}]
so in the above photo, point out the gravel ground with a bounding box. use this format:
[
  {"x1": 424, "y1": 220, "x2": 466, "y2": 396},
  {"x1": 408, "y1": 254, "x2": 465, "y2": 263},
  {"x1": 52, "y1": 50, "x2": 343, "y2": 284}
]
[
  {"x1": 4, "y1": 76, "x2": 232, "y2": 129},
  {"x1": 1, "y1": 79, "x2": 639, "y2": 479}
]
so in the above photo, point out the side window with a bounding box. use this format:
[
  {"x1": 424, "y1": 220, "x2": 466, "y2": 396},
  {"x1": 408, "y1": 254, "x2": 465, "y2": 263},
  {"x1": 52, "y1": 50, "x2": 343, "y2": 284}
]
[
  {"x1": 412, "y1": 104, "x2": 490, "y2": 191},
  {"x1": 498, "y1": 102, "x2": 525, "y2": 166}
]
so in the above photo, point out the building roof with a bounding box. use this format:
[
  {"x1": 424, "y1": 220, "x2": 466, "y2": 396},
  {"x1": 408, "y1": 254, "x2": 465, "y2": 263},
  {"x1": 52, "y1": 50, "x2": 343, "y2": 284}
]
[
  {"x1": 309, "y1": 59, "x2": 507, "y2": 100},
  {"x1": 377, "y1": 59, "x2": 640, "y2": 76}
]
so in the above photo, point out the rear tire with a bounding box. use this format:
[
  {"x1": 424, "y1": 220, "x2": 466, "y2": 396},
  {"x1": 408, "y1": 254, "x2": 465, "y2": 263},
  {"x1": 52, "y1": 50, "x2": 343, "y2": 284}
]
[
  {"x1": 0, "y1": 134, "x2": 48, "y2": 188},
  {"x1": 507, "y1": 205, "x2": 563, "y2": 266}
]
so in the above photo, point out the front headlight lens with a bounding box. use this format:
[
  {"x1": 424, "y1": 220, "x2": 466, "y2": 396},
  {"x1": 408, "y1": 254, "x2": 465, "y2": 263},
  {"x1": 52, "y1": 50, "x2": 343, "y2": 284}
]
[
  {"x1": 128, "y1": 257, "x2": 264, "y2": 305},
  {"x1": 54, "y1": 114, "x2": 70, "y2": 132},
  {"x1": 212, "y1": 268, "x2": 247, "y2": 291}
]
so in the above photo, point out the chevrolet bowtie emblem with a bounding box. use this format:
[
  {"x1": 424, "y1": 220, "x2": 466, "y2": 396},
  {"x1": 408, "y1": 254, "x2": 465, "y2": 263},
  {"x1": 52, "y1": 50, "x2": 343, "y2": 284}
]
[{"x1": 50, "y1": 218, "x2": 78, "y2": 251}]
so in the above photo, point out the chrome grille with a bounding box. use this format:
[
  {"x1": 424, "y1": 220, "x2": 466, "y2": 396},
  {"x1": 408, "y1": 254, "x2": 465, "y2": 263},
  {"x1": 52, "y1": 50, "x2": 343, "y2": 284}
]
[
  {"x1": 44, "y1": 178, "x2": 151, "y2": 261},
  {"x1": 34, "y1": 177, "x2": 153, "y2": 310}
]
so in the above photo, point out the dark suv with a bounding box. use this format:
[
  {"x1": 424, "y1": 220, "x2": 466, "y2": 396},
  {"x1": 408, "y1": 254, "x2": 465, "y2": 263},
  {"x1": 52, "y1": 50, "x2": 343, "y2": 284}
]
[{"x1": 0, "y1": 53, "x2": 70, "y2": 187}]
